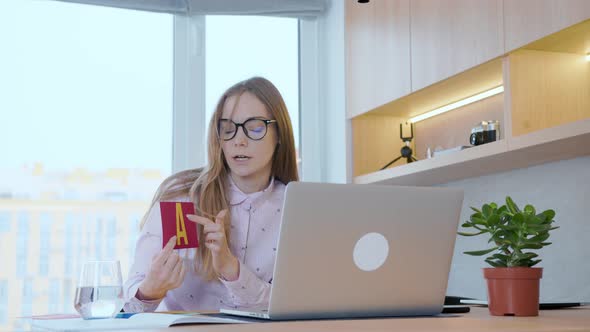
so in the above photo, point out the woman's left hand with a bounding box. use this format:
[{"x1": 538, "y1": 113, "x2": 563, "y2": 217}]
[{"x1": 187, "y1": 210, "x2": 239, "y2": 281}]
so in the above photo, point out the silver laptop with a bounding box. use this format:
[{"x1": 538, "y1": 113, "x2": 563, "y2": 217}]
[{"x1": 221, "y1": 182, "x2": 464, "y2": 320}]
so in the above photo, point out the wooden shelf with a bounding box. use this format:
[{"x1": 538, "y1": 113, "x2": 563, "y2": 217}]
[
  {"x1": 353, "y1": 118, "x2": 590, "y2": 186},
  {"x1": 353, "y1": 140, "x2": 507, "y2": 186}
]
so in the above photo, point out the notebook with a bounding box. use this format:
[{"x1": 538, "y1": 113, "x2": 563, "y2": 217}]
[{"x1": 31, "y1": 312, "x2": 249, "y2": 331}]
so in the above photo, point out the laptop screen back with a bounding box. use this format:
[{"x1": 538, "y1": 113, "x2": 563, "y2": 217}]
[{"x1": 267, "y1": 182, "x2": 464, "y2": 320}]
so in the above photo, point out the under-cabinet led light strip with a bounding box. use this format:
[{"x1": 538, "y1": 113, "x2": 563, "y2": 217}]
[{"x1": 408, "y1": 86, "x2": 504, "y2": 123}]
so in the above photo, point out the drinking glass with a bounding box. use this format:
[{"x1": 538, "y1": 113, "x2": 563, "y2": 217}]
[{"x1": 73, "y1": 260, "x2": 124, "y2": 319}]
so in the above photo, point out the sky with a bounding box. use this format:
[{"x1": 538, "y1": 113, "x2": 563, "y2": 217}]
[{"x1": 0, "y1": 0, "x2": 299, "y2": 174}]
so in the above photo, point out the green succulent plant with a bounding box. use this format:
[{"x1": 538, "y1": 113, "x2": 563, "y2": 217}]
[{"x1": 458, "y1": 196, "x2": 558, "y2": 268}]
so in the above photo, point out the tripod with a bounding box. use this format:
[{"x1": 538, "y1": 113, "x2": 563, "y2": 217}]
[{"x1": 380, "y1": 123, "x2": 418, "y2": 170}]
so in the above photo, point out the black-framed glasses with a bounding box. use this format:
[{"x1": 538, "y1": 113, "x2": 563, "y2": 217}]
[{"x1": 217, "y1": 118, "x2": 277, "y2": 141}]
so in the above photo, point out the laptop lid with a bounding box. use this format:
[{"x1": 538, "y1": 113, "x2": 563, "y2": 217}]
[{"x1": 266, "y1": 182, "x2": 464, "y2": 320}]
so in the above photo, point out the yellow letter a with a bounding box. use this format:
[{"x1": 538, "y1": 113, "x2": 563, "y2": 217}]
[{"x1": 175, "y1": 203, "x2": 189, "y2": 246}]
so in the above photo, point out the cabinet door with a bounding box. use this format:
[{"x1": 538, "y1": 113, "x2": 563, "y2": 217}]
[
  {"x1": 504, "y1": 0, "x2": 590, "y2": 52},
  {"x1": 346, "y1": 0, "x2": 411, "y2": 119},
  {"x1": 410, "y1": 0, "x2": 503, "y2": 92}
]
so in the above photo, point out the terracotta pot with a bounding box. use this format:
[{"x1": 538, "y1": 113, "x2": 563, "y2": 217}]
[{"x1": 483, "y1": 267, "x2": 543, "y2": 316}]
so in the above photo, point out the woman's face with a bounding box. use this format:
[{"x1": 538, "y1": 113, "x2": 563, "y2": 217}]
[{"x1": 220, "y1": 92, "x2": 278, "y2": 183}]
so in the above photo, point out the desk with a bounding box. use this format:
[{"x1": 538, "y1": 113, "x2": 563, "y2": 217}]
[
  {"x1": 10, "y1": 307, "x2": 590, "y2": 332},
  {"x1": 137, "y1": 307, "x2": 590, "y2": 332}
]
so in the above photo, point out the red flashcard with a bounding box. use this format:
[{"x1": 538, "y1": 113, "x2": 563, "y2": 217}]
[{"x1": 160, "y1": 202, "x2": 199, "y2": 249}]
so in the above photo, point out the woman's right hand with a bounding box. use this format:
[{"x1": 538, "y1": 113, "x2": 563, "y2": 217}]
[{"x1": 137, "y1": 236, "x2": 186, "y2": 301}]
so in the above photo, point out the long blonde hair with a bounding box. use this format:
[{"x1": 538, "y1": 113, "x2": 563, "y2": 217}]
[{"x1": 141, "y1": 77, "x2": 299, "y2": 281}]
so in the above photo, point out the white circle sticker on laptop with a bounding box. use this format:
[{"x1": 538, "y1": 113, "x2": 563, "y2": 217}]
[{"x1": 353, "y1": 232, "x2": 389, "y2": 271}]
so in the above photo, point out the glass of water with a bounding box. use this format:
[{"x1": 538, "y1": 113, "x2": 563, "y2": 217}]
[{"x1": 74, "y1": 260, "x2": 124, "y2": 319}]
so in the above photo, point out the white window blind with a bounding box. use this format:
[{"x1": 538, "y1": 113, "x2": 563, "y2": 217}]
[{"x1": 53, "y1": 0, "x2": 325, "y2": 17}]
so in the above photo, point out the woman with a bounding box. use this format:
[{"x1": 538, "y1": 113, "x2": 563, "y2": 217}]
[{"x1": 123, "y1": 77, "x2": 299, "y2": 312}]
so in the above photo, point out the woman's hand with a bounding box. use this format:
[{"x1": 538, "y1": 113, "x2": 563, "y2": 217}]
[
  {"x1": 137, "y1": 236, "x2": 187, "y2": 301},
  {"x1": 187, "y1": 210, "x2": 239, "y2": 281}
]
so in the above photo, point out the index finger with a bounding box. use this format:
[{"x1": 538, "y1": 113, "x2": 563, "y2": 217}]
[
  {"x1": 187, "y1": 214, "x2": 214, "y2": 226},
  {"x1": 215, "y1": 209, "x2": 228, "y2": 225}
]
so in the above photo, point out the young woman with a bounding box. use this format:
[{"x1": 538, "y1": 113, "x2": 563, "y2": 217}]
[{"x1": 123, "y1": 77, "x2": 299, "y2": 312}]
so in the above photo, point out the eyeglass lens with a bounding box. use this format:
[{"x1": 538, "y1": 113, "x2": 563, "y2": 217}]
[{"x1": 219, "y1": 119, "x2": 269, "y2": 141}]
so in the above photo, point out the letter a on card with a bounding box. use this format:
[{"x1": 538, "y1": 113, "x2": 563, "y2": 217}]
[{"x1": 160, "y1": 202, "x2": 199, "y2": 249}]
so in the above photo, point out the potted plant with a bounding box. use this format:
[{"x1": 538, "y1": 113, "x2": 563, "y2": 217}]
[{"x1": 458, "y1": 196, "x2": 558, "y2": 316}]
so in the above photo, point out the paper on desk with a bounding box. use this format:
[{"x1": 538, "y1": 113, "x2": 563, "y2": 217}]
[
  {"x1": 20, "y1": 314, "x2": 80, "y2": 320},
  {"x1": 32, "y1": 312, "x2": 250, "y2": 331}
]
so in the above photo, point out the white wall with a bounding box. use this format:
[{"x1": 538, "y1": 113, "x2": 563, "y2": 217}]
[{"x1": 442, "y1": 156, "x2": 590, "y2": 302}]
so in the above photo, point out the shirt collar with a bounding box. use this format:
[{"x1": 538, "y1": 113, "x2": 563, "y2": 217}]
[{"x1": 228, "y1": 175, "x2": 275, "y2": 209}]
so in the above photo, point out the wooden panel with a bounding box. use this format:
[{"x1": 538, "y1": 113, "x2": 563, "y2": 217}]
[
  {"x1": 410, "y1": 0, "x2": 504, "y2": 92},
  {"x1": 508, "y1": 117, "x2": 590, "y2": 151},
  {"x1": 414, "y1": 93, "x2": 504, "y2": 160},
  {"x1": 501, "y1": 56, "x2": 513, "y2": 141},
  {"x1": 345, "y1": 0, "x2": 411, "y2": 119},
  {"x1": 352, "y1": 115, "x2": 413, "y2": 177},
  {"x1": 504, "y1": 0, "x2": 590, "y2": 52},
  {"x1": 509, "y1": 50, "x2": 590, "y2": 136}
]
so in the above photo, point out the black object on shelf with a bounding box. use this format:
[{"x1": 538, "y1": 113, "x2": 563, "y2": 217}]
[
  {"x1": 442, "y1": 305, "x2": 471, "y2": 314},
  {"x1": 445, "y1": 295, "x2": 475, "y2": 305},
  {"x1": 380, "y1": 123, "x2": 418, "y2": 170}
]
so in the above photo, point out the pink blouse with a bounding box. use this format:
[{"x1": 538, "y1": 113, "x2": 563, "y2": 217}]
[{"x1": 123, "y1": 177, "x2": 286, "y2": 312}]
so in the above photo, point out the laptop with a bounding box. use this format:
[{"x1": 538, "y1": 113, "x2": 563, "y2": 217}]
[{"x1": 221, "y1": 182, "x2": 464, "y2": 320}]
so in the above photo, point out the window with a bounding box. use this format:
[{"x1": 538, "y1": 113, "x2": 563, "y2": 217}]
[
  {"x1": 0, "y1": 280, "x2": 7, "y2": 324},
  {"x1": 16, "y1": 213, "x2": 28, "y2": 278},
  {"x1": 0, "y1": 212, "x2": 10, "y2": 232},
  {"x1": 64, "y1": 213, "x2": 76, "y2": 276},
  {"x1": 39, "y1": 213, "x2": 52, "y2": 277},
  {"x1": 128, "y1": 214, "x2": 142, "y2": 263},
  {"x1": 0, "y1": 1, "x2": 173, "y2": 329},
  {"x1": 205, "y1": 16, "x2": 300, "y2": 172},
  {"x1": 49, "y1": 279, "x2": 60, "y2": 313},
  {"x1": 21, "y1": 281, "x2": 32, "y2": 317},
  {"x1": 107, "y1": 217, "x2": 117, "y2": 259},
  {"x1": 62, "y1": 279, "x2": 73, "y2": 314}
]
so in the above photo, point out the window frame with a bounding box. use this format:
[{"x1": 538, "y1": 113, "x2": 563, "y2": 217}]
[
  {"x1": 299, "y1": 3, "x2": 348, "y2": 183},
  {"x1": 172, "y1": 15, "x2": 207, "y2": 173}
]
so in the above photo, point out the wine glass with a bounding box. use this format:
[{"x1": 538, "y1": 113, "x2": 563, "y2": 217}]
[{"x1": 73, "y1": 260, "x2": 124, "y2": 319}]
